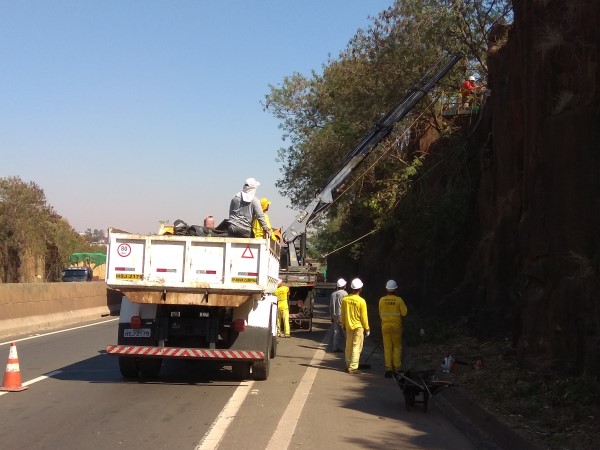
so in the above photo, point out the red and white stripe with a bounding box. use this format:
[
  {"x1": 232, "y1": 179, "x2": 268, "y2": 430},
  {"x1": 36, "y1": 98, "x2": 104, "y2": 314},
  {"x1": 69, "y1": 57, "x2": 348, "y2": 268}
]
[{"x1": 106, "y1": 345, "x2": 264, "y2": 360}]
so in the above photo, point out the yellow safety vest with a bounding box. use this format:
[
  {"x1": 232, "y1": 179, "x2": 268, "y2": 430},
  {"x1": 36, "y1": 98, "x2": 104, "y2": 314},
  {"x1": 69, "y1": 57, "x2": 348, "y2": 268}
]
[
  {"x1": 378, "y1": 294, "x2": 408, "y2": 325},
  {"x1": 341, "y1": 294, "x2": 369, "y2": 331},
  {"x1": 274, "y1": 285, "x2": 289, "y2": 311}
]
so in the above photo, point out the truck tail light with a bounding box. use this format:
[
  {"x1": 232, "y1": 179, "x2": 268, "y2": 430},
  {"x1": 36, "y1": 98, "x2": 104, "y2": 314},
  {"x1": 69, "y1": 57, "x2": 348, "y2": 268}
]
[
  {"x1": 130, "y1": 316, "x2": 142, "y2": 329},
  {"x1": 233, "y1": 319, "x2": 246, "y2": 332}
]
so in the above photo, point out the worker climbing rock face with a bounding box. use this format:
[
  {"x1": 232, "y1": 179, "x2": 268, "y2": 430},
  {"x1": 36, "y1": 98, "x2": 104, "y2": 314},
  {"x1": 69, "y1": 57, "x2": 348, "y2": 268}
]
[
  {"x1": 378, "y1": 279, "x2": 408, "y2": 378},
  {"x1": 274, "y1": 278, "x2": 290, "y2": 338},
  {"x1": 340, "y1": 278, "x2": 370, "y2": 373},
  {"x1": 228, "y1": 178, "x2": 270, "y2": 238}
]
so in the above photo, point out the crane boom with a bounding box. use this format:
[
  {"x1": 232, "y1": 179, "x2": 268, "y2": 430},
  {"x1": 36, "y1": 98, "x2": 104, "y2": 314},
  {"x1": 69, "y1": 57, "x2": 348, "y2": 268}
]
[{"x1": 282, "y1": 53, "x2": 461, "y2": 265}]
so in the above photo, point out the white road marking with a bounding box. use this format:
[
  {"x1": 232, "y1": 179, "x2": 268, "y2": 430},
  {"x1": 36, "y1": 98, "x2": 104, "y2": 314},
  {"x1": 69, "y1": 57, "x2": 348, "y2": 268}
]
[
  {"x1": 196, "y1": 380, "x2": 256, "y2": 449},
  {"x1": 0, "y1": 318, "x2": 119, "y2": 347},
  {"x1": 265, "y1": 330, "x2": 331, "y2": 450},
  {"x1": 0, "y1": 370, "x2": 62, "y2": 397}
]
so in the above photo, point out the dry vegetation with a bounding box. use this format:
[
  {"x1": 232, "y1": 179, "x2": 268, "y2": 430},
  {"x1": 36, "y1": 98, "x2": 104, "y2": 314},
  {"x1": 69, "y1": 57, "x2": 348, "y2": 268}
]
[{"x1": 402, "y1": 325, "x2": 600, "y2": 450}]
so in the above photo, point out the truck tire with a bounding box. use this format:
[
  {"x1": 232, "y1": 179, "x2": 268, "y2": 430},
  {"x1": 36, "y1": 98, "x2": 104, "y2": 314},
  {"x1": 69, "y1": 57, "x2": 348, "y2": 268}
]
[
  {"x1": 139, "y1": 358, "x2": 162, "y2": 378},
  {"x1": 232, "y1": 362, "x2": 251, "y2": 380},
  {"x1": 252, "y1": 357, "x2": 270, "y2": 381},
  {"x1": 270, "y1": 334, "x2": 277, "y2": 359},
  {"x1": 118, "y1": 357, "x2": 139, "y2": 378},
  {"x1": 253, "y1": 335, "x2": 271, "y2": 381}
]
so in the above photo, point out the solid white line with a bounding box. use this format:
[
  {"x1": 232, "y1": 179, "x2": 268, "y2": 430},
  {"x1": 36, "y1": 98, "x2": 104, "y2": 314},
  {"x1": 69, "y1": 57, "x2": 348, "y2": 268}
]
[
  {"x1": 196, "y1": 380, "x2": 256, "y2": 450},
  {"x1": 0, "y1": 370, "x2": 62, "y2": 397},
  {"x1": 0, "y1": 318, "x2": 119, "y2": 347},
  {"x1": 265, "y1": 329, "x2": 331, "y2": 450}
]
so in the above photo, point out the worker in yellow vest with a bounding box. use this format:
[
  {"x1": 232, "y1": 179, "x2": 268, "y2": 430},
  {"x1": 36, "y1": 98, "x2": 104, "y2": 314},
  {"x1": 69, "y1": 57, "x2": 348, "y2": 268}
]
[
  {"x1": 274, "y1": 278, "x2": 290, "y2": 338},
  {"x1": 252, "y1": 198, "x2": 280, "y2": 241},
  {"x1": 340, "y1": 278, "x2": 370, "y2": 374},
  {"x1": 379, "y1": 280, "x2": 408, "y2": 378}
]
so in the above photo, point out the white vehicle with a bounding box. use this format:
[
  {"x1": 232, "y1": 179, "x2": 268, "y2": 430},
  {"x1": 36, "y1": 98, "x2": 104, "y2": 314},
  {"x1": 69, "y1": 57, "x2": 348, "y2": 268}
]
[{"x1": 105, "y1": 229, "x2": 280, "y2": 380}]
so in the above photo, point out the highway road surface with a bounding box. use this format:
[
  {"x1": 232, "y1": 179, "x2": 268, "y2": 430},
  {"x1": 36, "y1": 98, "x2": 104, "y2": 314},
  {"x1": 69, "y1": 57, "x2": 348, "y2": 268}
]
[{"x1": 0, "y1": 298, "x2": 475, "y2": 450}]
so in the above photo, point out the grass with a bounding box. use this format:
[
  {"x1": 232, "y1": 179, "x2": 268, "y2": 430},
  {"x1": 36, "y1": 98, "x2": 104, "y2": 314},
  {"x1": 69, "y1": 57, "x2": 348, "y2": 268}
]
[{"x1": 401, "y1": 321, "x2": 600, "y2": 449}]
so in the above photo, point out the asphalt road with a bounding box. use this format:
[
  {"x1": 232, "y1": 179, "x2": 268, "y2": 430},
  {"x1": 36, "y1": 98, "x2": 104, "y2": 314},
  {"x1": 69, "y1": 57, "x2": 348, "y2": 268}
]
[{"x1": 0, "y1": 298, "x2": 475, "y2": 450}]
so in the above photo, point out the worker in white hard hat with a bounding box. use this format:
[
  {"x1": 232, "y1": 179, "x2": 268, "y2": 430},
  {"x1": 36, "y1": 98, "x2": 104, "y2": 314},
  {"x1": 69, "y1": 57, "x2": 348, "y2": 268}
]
[
  {"x1": 340, "y1": 278, "x2": 370, "y2": 374},
  {"x1": 274, "y1": 278, "x2": 290, "y2": 337},
  {"x1": 228, "y1": 178, "x2": 271, "y2": 238},
  {"x1": 379, "y1": 280, "x2": 408, "y2": 378},
  {"x1": 329, "y1": 278, "x2": 348, "y2": 353},
  {"x1": 460, "y1": 75, "x2": 479, "y2": 109}
]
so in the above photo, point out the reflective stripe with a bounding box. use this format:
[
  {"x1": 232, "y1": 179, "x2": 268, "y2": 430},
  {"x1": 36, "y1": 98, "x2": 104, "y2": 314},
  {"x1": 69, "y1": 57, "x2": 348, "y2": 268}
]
[{"x1": 5, "y1": 363, "x2": 20, "y2": 372}]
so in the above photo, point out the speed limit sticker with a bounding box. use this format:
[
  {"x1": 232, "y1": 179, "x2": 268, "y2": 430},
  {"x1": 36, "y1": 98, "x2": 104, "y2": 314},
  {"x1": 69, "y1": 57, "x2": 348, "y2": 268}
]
[{"x1": 117, "y1": 243, "x2": 131, "y2": 257}]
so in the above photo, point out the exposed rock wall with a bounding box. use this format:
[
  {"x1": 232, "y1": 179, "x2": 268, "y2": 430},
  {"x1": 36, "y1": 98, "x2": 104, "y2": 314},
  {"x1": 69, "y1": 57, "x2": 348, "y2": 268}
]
[{"x1": 476, "y1": 0, "x2": 600, "y2": 375}]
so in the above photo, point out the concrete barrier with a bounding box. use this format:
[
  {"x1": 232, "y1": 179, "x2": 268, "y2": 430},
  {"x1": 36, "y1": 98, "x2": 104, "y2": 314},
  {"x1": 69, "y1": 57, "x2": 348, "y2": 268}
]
[{"x1": 0, "y1": 282, "x2": 122, "y2": 339}]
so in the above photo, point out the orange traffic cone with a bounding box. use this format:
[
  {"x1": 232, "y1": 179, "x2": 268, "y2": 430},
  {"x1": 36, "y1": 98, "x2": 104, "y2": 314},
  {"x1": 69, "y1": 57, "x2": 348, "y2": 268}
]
[{"x1": 1, "y1": 342, "x2": 27, "y2": 392}]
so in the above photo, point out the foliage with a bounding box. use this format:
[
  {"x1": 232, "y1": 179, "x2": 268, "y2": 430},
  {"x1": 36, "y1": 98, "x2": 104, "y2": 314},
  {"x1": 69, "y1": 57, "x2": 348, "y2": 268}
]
[
  {"x1": 264, "y1": 0, "x2": 512, "y2": 245},
  {"x1": 0, "y1": 176, "x2": 94, "y2": 282}
]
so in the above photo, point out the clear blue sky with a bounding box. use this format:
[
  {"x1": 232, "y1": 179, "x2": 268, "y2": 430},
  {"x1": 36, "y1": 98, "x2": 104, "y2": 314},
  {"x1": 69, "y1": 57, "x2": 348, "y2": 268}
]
[{"x1": 1, "y1": 0, "x2": 392, "y2": 233}]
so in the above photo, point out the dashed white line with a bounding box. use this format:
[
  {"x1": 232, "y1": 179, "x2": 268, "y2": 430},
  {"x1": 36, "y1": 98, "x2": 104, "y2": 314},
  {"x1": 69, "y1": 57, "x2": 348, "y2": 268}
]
[
  {"x1": 0, "y1": 318, "x2": 119, "y2": 347},
  {"x1": 0, "y1": 370, "x2": 62, "y2": 397},
  {"x1": 265, "y1": 331, "x2": 330, "y2": 450},
  {"x1": 196, "y1": 380, "x2": 256, "y2": 449}
]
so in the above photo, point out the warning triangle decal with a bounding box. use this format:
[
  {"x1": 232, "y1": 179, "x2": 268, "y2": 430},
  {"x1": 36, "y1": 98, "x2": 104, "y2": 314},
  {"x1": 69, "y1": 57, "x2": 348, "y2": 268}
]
[{"x1": 241, "y1": 246, "x2": 254, "y2": 259}]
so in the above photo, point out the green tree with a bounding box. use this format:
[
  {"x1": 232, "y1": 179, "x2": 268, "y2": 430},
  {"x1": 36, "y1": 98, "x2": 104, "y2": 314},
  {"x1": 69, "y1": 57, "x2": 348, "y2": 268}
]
[
  {"x1": 0, "y1": 176, "x2": 91, "y2": 282},
  {"x1": 265, "y1": 0, "x2": 511, "y2": 243}
]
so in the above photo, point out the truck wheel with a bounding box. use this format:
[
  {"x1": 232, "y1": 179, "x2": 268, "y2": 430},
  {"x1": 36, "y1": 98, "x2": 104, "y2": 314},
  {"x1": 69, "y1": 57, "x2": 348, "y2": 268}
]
[
  {"x1": 252, "y1": 356, "x2": 270, "y2": 381},
  {"x1": 270, "y1": 335, "x2": 277, "y2": 359},
  {"x1": 232, "y1": 362, "x2": 251, "y2": 380},
  {"x1": 118, "y1": 357, "x2": 139, "y2": 378},
  {"x1": 139, "y1": 358, "x2": 162, "y2": 378}
]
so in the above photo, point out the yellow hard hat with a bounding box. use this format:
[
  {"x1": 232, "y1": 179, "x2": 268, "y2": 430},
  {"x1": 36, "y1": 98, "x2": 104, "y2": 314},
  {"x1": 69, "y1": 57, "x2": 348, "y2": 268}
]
[{"x1": 260, "y1": 197, "x2": 271, "y2": 210}]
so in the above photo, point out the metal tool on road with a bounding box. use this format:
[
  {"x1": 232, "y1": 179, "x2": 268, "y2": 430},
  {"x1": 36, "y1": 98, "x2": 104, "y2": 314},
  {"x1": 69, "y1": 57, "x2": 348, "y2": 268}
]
[{"x1": 358, "y1": 340, "x2": 381, "y2": 369}]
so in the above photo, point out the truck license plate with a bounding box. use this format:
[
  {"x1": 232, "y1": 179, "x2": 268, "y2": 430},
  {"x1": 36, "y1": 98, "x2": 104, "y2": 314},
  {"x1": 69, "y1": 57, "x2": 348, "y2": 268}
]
[{"x1": 124, "y1": 328, "x2": 151, "y2": 338}]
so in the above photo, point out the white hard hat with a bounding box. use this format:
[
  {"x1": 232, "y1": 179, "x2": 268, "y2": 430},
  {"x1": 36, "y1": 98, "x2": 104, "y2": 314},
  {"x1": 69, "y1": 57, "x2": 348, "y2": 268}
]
[
  {"x1": 336, "y1": 278, "x2": 346, "y2": 288},
  {"x1": 277, "y1": 277, "x2": 283, "y2": 285},
  {"x1": 386, "y1": 280, "x2": 398, "y2": 290},
  {"x1": 350, "y1": 278, "x2": 363, "y2": 290},
  {"x1": 469, "y1": 76, "x2": 476, "y2": 81},
  {"x1": 245, "y1": 177, "x2": 260, "y2": 188}
]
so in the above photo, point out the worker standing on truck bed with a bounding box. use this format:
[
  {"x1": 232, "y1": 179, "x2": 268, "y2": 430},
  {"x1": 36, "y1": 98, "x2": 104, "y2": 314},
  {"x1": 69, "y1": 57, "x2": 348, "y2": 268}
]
[
  {"x1": 228, "y1": 178, "x2": 270, "y2": 238},
  {"x1": 252, "y1": 197, "x2": 279, "y2": 241},
  {"x1": 379, "y1": 280, "x2": 408, "y2": 378},
  {"x1": 341, "y1": 278, "x2": 370, "y2": 374},
  {"x1": 274, "y1": 278, "x2": 291, "y2": 338}
]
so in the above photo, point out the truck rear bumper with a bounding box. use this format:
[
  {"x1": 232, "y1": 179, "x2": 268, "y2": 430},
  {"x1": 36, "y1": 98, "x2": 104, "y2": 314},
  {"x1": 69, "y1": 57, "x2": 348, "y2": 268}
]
[{"x1": 106, "y1": 345, "x2": 265, "y2": 361}]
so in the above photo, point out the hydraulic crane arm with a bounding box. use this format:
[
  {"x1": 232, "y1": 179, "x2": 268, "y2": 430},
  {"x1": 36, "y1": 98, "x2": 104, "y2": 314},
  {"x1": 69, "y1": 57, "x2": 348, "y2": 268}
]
[{"x1": 282, "y1": 53, "x2": 461, "y2": 263}]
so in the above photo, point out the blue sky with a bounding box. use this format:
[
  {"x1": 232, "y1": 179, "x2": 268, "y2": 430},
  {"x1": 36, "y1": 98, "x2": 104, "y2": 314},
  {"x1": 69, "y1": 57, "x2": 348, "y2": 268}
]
[{"x1": 1, "y1": 1, "x2": 392, "y2": 233}]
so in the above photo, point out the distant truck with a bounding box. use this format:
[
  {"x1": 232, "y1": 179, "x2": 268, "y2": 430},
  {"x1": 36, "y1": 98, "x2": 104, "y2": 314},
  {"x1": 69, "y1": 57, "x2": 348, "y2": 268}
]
[{"x1": 105, "y1": 229, "x2": 281, "y2": 380}]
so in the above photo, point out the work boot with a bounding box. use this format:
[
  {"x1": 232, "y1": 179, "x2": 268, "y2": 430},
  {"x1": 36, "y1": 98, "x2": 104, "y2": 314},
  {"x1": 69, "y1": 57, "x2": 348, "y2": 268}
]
[{"x1": 384, "y1": 370, "x2": 393, "y2": 378}]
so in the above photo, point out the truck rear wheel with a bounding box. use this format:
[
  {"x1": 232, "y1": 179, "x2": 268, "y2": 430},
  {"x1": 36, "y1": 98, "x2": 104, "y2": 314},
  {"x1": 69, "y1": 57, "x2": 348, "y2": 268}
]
[
  {"x1": 118, "y1": 357, "x2": 139, "y2": 378},
  {"x1": 232, "y1": 362, "x2": 251, "y2": 380},
  {"x1": 252, "y1": 357, "x2": 270, "y2": 380},
  {"x1": 139, "y1": 358, "x2": 162, "y2": 378},
  {"x1": 253, "y1": 336, "x2": 271, "y2": 381},
  {"x1": 270, "y1": 335, "x2": 277, "y2": 359}
]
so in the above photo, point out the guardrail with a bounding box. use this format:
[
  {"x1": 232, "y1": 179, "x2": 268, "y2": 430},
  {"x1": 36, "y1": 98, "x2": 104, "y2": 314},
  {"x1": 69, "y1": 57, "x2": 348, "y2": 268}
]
[{"x1": 0, "y1": 282, "x2": 121, "y2": 338}]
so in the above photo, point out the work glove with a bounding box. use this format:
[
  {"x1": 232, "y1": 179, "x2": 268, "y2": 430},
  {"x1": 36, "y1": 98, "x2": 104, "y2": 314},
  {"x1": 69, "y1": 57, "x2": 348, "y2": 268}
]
[{"x1": 365, "y1": 330, "x2": 370, "y2": 337}]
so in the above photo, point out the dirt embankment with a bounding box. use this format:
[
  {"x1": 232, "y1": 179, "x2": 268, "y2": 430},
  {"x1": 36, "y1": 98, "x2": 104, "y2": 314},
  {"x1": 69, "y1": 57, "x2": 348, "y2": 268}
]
[{"x1": 476, "y1": 0, "x2": 600, "y2": 375}]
